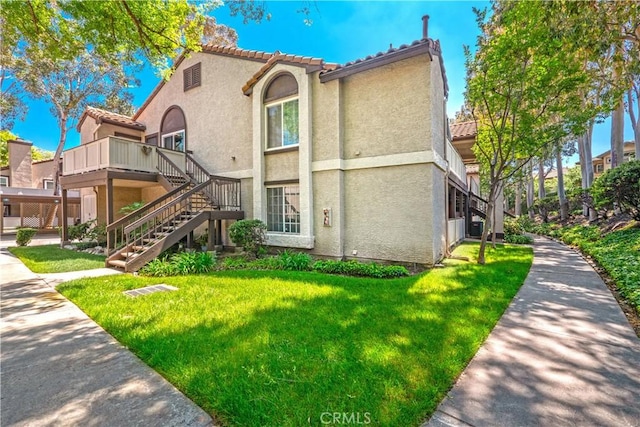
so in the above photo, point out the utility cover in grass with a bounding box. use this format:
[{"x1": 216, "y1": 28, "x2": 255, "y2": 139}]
[{"x1": 123, "y1": 284, "x2": 178, "y2": 297}]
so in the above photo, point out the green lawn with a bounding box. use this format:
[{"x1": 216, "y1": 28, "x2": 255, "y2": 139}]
[
  {"x1": 58, "y1": 243, "x2": 532, "y2": 426},
  {"x1": 8, "y1": 244, "x2": 106, "y2": 273}
]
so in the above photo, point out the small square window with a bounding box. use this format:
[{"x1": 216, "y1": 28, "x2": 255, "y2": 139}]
[
  {"x1": 0, "y1": 176, "x2": 8, "y2": 187},
  {"x1": 44, "y1": 179, "x2": 55, "y2": 190}
]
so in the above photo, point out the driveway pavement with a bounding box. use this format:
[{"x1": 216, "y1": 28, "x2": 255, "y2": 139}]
[{"x1": 425, "y1": 236, "x2": 640, "y2": 427}]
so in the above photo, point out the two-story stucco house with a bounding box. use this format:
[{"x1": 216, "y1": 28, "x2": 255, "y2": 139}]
[
  {"x1": 59, "y1": 16, "x2": 468, "y2": 271},
  {"x1": 1, "y1": 138, "x2": 80, "y2": 233}
]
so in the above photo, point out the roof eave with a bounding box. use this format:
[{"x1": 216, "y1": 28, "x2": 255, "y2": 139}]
[{"x1": 319, "y1": 43, "x2": 433, "y2": 83}]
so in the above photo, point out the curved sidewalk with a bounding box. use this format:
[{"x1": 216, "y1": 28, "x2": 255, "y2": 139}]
[
  {"x1": 426, "y1": 236, "x2": 640, "y2": 427},
  {"x1": 0, "y1": 248, "x2": 214, "y2": 427}
]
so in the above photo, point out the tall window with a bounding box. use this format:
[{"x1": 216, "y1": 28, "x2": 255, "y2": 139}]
[
  {"x1": 264, "y1": 73, "x2": 299, "y2": 149},
  {"x1": 160, "y1": 106, "x2": 186, "y2": 152},
  {"x1": 0, "y1": 176, "x2": 8, "y2": 187},
  {"x1": 267, "y1": 185, "x2": 300, "y2": 234}
]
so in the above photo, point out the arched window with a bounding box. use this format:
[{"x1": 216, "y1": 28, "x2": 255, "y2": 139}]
[
  {"x1": 264, "y1": 73, "x2": 299, "y2": 149},
  {"x1": 160, "y1": 106, "x2": 186, "y2": 152}
]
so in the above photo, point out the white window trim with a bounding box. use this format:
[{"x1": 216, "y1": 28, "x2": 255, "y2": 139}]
[
  {"x1": 264, "y1": 94, "x2": 300, "y2": 152},
  {"x1": 43, "y1": 179, "x2": 55, "y2": 190},
  {"x1": 252, "y1": 64, "x2": 314, "y2": 250},
  {"x1": 266, "y1": 185, "x2": 301, "y2": 235},
  {"x1": 161, "y1": 130, "x2": 186, "y2": 152},
  {"x1": 0, "y1": 176, "x2": 8, "y2": 187}
]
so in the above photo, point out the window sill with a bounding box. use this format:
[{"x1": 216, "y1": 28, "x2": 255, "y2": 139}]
[{"x1": 264, "y1": 145, "x2": 299, "y2": 155}]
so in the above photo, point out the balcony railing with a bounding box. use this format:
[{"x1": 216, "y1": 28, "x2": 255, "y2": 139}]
[
  {"x1": 62, "y1": 136, "x2": 185, "y2": 176},
  {"x1": 446, "y1": 139, "x2": 467, "y2": 183}
]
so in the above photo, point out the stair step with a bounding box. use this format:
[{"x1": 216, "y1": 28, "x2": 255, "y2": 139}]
[
  {"x1": 108, "y1": 259, "x2": 127, "y2": 268},
  {"x1": 120, "y1": 251, "x2": 141, "y2": 258}
]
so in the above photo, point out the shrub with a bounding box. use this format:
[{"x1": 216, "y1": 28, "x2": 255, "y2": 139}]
[
  {"x1": 68, "y1": 219, "x2": 96, "y2": 241},
  {"x1": 279, "y1": 250, "x2": 312, "y2": 271},
  {"x1": 312, "y1": 259, "x2": 409, "y2": 278},
  {"x1": 170, "y1": 251, "x2": 216, "y2": 275},
  {"x1": 119, "y1": 201, "x2": 145, "y2": 215},
  {"x1": 228, "y1": 219, "x2": 267, "y2": 257},
  {"x1": 139, "y1": 257, "x2": 175, "y2": 277},
  {"x1": 139, "y1": 251, "x2": 216, "y2": 276},
  {"x1": 504, "y1": 234, "x2": 533, "y2": 244},
  {"x1": 591, "y1": 160, "x2": 640, "y2": 220},
  {"x1": 16, "y1": 228, "x2": 38, "y2": 246}
]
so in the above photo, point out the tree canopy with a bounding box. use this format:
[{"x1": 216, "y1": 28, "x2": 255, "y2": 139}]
[{"x1": 465, "y1": 0, "x2": 610, "y2": 263}]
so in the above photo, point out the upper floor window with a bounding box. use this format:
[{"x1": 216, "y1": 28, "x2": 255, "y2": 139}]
[
  {"x1": 162, "y1": 130, "x2": 185, "y2": 152},
  {"x1": 0, "y1": 176, "x2": 8, "y2": 187},
  {"x1": 160, "y1": 106, "x2": 187, "y2": 152},
  {"x1": 184, "y1": 63, "x2": 201, "y2": 91},
  {"x1": 264, "y1": 73, "x2": 299, "y2": 150},
  {"x1": 43, "y1": 179, "x2": 55, "y2": 190}
]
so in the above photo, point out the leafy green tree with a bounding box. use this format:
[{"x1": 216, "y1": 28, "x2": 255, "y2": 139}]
[
  {"x1": 15, "y1": 51, "x2": 136, "y2": 194},
  {"x1": 591, "y1": 160, "x2": 640, "y2": 220},
  {"x1": 465, "y1": 1, "x2": 604, "y2": 264},
  {"x1": 0, "y1": 130, "x2": 17, "y2": 167},
  {"x1": 30, "y1": 146, "x2": 54, "y2": 162}
]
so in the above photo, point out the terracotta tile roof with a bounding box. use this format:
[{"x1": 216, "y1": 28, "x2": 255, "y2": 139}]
[
  {"x1": 78, "y1": 106, "x2": 146, "y2": 132},
  {"x1": 450, "y1": 121, "x2": 477, "y2": 140},
  {"x1": 319, "y1": 38, "x2": 449, "y2": 98},
  {"x1": 241, "y1": 50, "x2": 338, "y2": 95}
]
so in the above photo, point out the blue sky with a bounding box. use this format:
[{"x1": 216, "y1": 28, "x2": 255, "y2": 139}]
[{"x1": 11, "y1": 0, "x2": 634, "y2": 163}]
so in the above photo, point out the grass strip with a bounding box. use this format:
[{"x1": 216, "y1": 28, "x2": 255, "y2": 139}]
[
  {"x1": 59, "y1": 242, "x2": 532, "y2": 426},
  {"x1": 8, "y1": 244, "x2": 106, "y2": 273}
]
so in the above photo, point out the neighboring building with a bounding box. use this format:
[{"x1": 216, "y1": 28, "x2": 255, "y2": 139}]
[
  {"x1": 450, "y1": 120, "x2": 505, "y2": 239},
  {"x1": 0, "y1": 139, "x2": 79, "y2": 233},
  {"x1": 61, "y1": 16, "x2": 469, "y2": 271},
  {"x1": 592, "y1": 142, "x2": 636, "y2": 176}
]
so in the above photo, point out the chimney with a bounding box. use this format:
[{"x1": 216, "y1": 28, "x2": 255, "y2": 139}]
[{"x1": 422, "y1": 15, "x2": 430, "y2": 40}]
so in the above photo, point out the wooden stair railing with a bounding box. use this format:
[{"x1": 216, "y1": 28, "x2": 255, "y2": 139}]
[
  {"x1": 186, "y1": 152, "x2": 242, "y2": 211},
  {"x1": 106, "y1": 182, "x2": 192, "y2": 259},
  {"x1": 108, "y1": 180, "x2": 214, "y2": 272},
  {"x1": 105, "y1": 150, "x2": 243, "y2": 272}
]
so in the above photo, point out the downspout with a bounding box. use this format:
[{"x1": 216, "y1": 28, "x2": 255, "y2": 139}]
[{"x1": 443, "y1": 108, "x2": 451, "y2": 258}]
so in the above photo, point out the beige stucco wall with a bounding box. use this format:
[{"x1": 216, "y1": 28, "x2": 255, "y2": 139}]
[
  {"x1": 342, "y1": 55, "x2": 433, "y2": 160},
  {"x1": 311, "y1": 77, "x2": 341, "y2": 162},
  {"x1": 8, "y1": 140, "x2": 33, "y2": 188},
  {"x1": 96, "y1": 124, "x2": 143, "y2": 141},
  {"x1": 311, "y1": 169, "x2": 344, "y2": 257},
  {"x1": 342, "y1": 163, "x2": 439, "y2": 265},
  {"x1": 80, "y1": 119, "x2": 99, "y2": 145},
  {"x1": 264, "y1": 150, "x2": 299, "y2": 183},
  {"x1": 429, "y1": 56, "x2": 446, "y2": 158},
  {"x1": 136, "y1": 53, "x2": 258, "y2": 178},
  {"x1": 31, "y1": 160, "x2": 55, "y2": 189},
  {"x1": 141, "y1": 185, "x2": 167, "y2": 204}
]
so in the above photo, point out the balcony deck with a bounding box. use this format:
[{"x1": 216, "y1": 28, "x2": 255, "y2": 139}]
[{"x1": 62, "y1": 136, "x2": 185, "y2": 176}]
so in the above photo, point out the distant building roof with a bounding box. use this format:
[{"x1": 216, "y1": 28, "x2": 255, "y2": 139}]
[
  {"x1": 77, "y1": 106, "x2": 146, "y2": 132},
  {"x1": 450, "y1": 121, "x2": 477, "y2": 140},
  {"x1": 593, "y1": 141, "x2": 635, "y2": 159}
]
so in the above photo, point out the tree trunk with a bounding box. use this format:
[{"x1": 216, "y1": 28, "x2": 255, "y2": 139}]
[
  {"x1": 515, "y1": 181, "x2": 522, "y2": 216},
  {"x1": 477, "y1": 185, "x2": 495, "y2": 265},
  {"x1": 610, "y1": 96, "x2": 624, "y2": 168},
  {"x1": 556, "y1": 148, "x2": 568, "y2": 221},
  {"x1": 628, "y1": 88, "x2": 640, "y2": 160},
  {"x1": 44, "y1": 117, "x2": 68, "y2": 229},
  {"x1": 578, "y1": 134, "x2": 589, "y2": 216},
  {"x1": 526, "y1": 163, "x2": 535, "y2": 219},
  {"x1": 537, "y1": 157, "x2": 546, "y2": 199}
]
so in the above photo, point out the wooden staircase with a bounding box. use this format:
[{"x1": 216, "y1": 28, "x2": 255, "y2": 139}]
[{"x1": 105, "y1": 151, "x2": 243, "y2": 272}]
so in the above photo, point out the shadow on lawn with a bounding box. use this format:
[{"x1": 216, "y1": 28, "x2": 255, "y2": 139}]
[{"x1": 103, "y1": 254, "x2": 530, "y2": 426}]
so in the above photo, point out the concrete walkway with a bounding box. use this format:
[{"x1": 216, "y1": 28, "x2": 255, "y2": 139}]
[
  {"x1": 0, "y1": 247, "x2": 214, "y2": 426},
  {"x1": 426, "y1": 236, "x2": 640, "y2": 427}
]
